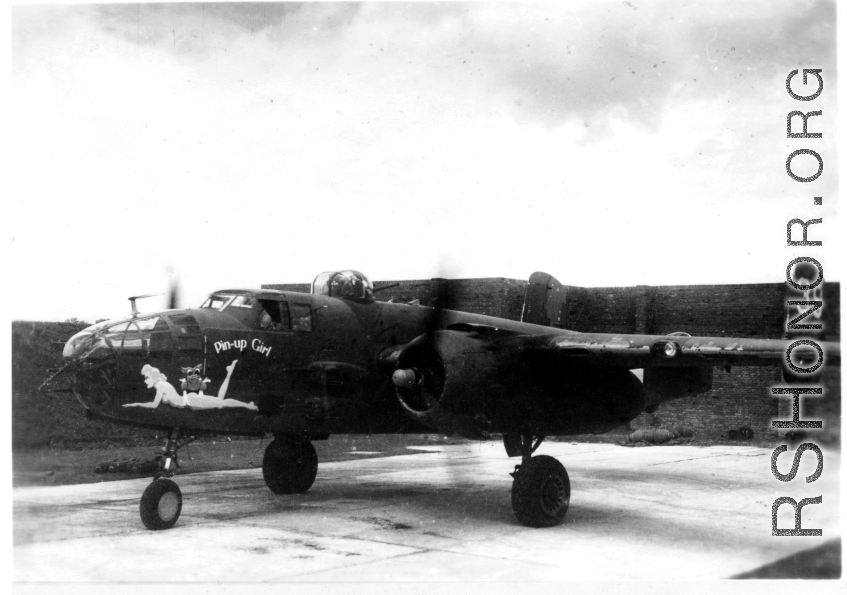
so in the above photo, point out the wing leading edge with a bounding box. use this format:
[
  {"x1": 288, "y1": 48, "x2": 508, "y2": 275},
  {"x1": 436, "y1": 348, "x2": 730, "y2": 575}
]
[{"x1": 542, "y1": 332, "x2": 840, "y2": 369}]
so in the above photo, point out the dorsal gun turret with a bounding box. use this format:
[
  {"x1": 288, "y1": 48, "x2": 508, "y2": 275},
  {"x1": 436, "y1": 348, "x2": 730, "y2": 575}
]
[{"x1": 312, "y1": 270, "x2": 374, "y2": 304}]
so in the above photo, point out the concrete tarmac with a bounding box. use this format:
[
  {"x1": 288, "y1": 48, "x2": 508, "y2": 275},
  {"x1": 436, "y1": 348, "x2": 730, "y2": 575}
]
[{"x1": 13, "y1": 442, "x2": 841, "y2": 581}]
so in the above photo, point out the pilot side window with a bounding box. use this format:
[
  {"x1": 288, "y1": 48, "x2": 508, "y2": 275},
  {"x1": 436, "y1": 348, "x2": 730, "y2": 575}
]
[
  {"x1": 290, "y1": 303, "x2": 312, "y2": 332},
  {"x1": 259, "y1": 300, "x2": 291, "y2": 331}
]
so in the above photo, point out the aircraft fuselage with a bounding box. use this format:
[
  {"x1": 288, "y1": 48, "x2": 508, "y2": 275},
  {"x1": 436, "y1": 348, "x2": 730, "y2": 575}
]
[{"x1": 63, "y1": 288, "x2": 645, "y2": 439}]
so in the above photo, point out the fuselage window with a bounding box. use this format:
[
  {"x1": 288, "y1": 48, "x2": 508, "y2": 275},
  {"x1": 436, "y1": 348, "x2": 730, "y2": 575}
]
[
  {"x1": 290, "y1": 303, "x2": 312, "y2": 332},
  {"x1": 168, "y1": 314, "x2": 203, "y2": 354}
]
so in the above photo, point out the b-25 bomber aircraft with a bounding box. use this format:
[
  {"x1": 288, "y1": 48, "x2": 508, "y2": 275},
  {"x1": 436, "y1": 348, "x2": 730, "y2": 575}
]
[{"x1": 54, "y1": 270, "x2": 840, "y2": 530}]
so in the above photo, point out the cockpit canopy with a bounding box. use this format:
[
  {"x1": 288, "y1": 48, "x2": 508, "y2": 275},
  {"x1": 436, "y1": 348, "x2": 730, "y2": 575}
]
[
  {"x1": 312, "y1": 270, "x2": 374, "y2": 304},
  {"x1": 199, "y1": 291, "x2": 257, "y2": 311}
]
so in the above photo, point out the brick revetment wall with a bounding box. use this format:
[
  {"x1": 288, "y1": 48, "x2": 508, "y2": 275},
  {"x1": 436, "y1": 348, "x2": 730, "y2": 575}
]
[{"x1": 264, "y1": 277, "x2": 840, "y2": 441}]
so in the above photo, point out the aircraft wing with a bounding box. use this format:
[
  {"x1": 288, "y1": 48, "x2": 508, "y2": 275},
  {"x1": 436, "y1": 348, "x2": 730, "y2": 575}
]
[{"x1": 539, "y1": 332, "x2": 840, "y2": 369}]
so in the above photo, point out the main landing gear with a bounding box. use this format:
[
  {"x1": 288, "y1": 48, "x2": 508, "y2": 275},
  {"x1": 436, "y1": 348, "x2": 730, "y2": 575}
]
[
  {"x1": 262, "y1": 434, "x2": 318, "y2": 494},
  {"x1": 139, "y1": 428, "x2": 195, "y2": 530},
  {"x1": 506, "y1": 433, "x2": 570, "y2": 528}
]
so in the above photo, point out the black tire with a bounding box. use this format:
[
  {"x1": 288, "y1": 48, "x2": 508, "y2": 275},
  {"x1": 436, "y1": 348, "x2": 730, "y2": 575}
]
[
  {"x1": 511, "y1": 455, "x2": 570, "y2": 528},
  {"x1": 262, "y1": 438, "x2": 318, "y2": 494},
  {"x1": 140, "y1": 478, "x2": 182, "y2": 530}
]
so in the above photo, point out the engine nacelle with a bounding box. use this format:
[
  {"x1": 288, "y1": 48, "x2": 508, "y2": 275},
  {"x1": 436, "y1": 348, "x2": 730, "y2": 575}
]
[
  {"x1": 393, "y1": 330, "x2": 503, "y2": 439},
  {"x1": 393, "y1": 329, "x2": 648, "y2": 438}
]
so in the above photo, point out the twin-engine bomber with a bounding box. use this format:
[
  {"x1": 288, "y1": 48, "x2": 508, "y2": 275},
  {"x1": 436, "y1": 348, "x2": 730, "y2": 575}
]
[{"x1": 51, "y1": 270, "x2": 840, "y2": 530}]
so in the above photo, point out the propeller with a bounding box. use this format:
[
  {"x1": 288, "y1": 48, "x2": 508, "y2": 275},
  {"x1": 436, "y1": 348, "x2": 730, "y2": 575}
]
[
  {"x1": 391, "y1": 259, "x2": 481, "y2": 484},
  {"x1": 125, "y1": 267, "x2": 182, "y2": 318}
]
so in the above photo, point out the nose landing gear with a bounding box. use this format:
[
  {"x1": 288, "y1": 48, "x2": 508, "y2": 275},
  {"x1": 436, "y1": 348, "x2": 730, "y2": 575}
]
[
  {"x1": 507, "y1": 433, "x2": 571, "y2": 528},
  {"x1": 139, "y1": 428, "x2": 195, "y2": 530}
]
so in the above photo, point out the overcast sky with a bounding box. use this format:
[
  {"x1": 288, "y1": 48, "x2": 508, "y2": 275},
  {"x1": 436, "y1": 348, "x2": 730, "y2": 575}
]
[{"x1": 10, "y1": 1, "x2": 839, "y2": 322}]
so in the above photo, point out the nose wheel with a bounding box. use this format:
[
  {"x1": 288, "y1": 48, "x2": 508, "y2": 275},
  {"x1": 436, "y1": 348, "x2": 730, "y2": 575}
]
[
  {"x1": 140, "y1": 478, "x2": 182, "y2": 530},
  {"x1": 139, "y1": 428, "x2": 194, "y2": 530}
]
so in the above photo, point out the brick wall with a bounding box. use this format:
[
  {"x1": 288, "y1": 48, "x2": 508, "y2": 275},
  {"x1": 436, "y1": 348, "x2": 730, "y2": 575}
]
[
  {"x1": 264, "y1": 276, "x2": 840, "y2": 440},
  {"x1": 264, "y1": 277, "x2": 527, "y2": 319},
  {"x1": 561, "y1": 283, "x2": 788, "y2": 338},
  {"x1": 634, "y1": 367, "x2": 785, "y2": 438}
]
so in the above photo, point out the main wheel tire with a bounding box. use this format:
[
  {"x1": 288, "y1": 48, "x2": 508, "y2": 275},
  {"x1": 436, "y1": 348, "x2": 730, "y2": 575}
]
[
  {"x1": 140, "y1": 478, "x2": 182, "y2": 530},
  {"x1": 262, "y1": 438, "x2": 318, "y2": 494},
  {"x1": 511, "y1": 455, "x2": 570, "y2": 528}
]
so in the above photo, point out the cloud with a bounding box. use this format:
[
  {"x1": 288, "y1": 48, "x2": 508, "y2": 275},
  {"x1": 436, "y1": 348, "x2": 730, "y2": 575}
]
[
  {"x1": 14, "y1": 1, "x2": 836, "y2": 139},
  {"x1": 10, "y1": 1, "x2": 839, "y2": 320},
  {"x1": 468, "y1": 1, "x2": 835, "y2": 134}
]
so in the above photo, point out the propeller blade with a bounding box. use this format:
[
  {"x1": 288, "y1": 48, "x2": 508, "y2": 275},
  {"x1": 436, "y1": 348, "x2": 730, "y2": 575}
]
[
  {"x1": 165, "y1": 266, "x2": 181, "y2": 310},
  {"x1": 424, "y1": 256, "x2": 454, "y2": 336},
  {"x1": 168, "y1": 279, "x2": 180, "y2": 310}
]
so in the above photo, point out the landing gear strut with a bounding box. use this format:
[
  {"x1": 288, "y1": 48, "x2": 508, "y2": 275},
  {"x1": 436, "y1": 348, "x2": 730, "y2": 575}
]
[
  {"x1": 139, "y1": 428, "x2": 195, "y2": 530},
  {"x1": 262, "y1": 434, "x2": 318, "y2": 494},
  {"x1": 506, "y1": 433, "x2": 570, "y2": 528}
]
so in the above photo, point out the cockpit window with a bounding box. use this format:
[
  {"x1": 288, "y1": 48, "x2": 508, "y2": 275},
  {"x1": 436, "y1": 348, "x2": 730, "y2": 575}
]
[
  {"x1": 200, "y1": 295, "x2": 232, "y2": 310},
  {"x1": 201, "y1": 292, "x2": 256, "y2": 311},
  {"x1": 228, "y1": 295, "x2": 256, "y2": 308},
  {"x1": 312, "y1": 270, "x2": 374, "y2": 303},
  {"x1": 201, "y1": 295, "x2": 233, "y2": 309}
]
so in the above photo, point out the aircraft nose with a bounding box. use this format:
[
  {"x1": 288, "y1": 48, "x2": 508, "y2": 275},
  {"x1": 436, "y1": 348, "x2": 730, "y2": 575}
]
[
  {"x1": 63, "y1": 330, "x2": 112, "y2": 363},
  {"x1": 63, "y1": 330, "x2": 93, "y2": 359},
  {"x1": 61, "y1": 329, "x2": 118, "y2": 409}
]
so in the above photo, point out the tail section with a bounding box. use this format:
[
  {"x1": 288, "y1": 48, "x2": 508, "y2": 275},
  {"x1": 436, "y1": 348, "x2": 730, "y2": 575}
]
[{"x1": 521, "y1": 272, "x2": 567, "y2": 327}]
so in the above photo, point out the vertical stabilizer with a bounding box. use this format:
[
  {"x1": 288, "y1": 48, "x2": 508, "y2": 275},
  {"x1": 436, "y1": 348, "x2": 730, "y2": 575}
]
[{"x1": 521, "y1": 272, "x2": 567, "y2": 327}]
